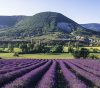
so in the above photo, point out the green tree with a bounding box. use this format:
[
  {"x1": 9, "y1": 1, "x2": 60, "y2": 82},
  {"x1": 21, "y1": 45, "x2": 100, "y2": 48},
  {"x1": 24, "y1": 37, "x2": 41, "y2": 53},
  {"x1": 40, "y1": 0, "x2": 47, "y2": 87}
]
[
  {"x1": 51, "y1": 45, "x2": 63, "y2": 53},
  {"x1": 68, "y1": 46, "x2": 74, "y2": 53},
  {"x1": 19, "y1": 44, "x2": 28, "y2": 53},
  {"x1": 72, "y1": 50, "x2": 80, "y2": 58},
  {"x1": 80, "y1": 48, "x2": 89, "y2": 58},
  {"x1": 27, "y1": 43, "x2": 34, "y2": 52},
  {"x1": 8, "y1": 43, "x2": 14, "y2": 53},
  {"x1": 72, "y1": 48, "x2": 89, "y2": 59},
  {"x1": 33, "y1": 43, "x2": 45, "y2": 53}
]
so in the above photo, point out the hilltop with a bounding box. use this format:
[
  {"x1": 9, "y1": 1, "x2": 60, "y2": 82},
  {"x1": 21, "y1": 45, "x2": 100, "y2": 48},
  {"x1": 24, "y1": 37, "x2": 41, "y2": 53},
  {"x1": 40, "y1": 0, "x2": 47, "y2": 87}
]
[{"x1": 0, "y1": 12, "x2": 99, "y2": 40}]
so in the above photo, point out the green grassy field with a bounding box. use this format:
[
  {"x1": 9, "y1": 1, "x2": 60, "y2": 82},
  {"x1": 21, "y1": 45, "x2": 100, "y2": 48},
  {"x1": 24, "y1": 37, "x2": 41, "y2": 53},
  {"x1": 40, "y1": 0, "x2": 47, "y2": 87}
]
[
  {"x1": 0, "y1": 53, "x2": 99, "y2": 59},
  {"x1": 0, "y1": 53, "x2": 74, "y2": 59}
]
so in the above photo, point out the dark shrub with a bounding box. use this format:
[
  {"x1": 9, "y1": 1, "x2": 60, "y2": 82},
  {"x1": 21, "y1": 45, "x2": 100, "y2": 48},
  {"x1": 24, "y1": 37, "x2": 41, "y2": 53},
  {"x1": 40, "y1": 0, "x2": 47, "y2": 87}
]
[
  {"x1": 89, "y1": 54, "x2": 99, "y2": 59},
  {"x1": 72, "y1": 48, "x2": 89, "y2": 59},
  {"x1": 80, "y1": 48, "x2": 89, "y2": 58},
  {"x1": 72, "y1": 50, "x2": 81, "y2": 58},
  {"x1": 13, "y1": 52, "x2": 19, "y2": 57}
]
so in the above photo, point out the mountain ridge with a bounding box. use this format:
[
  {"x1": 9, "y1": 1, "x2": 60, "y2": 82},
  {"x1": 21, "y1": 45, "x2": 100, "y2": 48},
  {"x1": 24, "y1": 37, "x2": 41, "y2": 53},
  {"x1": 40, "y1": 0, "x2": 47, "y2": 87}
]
[
  {"x1": 0, "y1": 12, "x2": 99, "y2": 40},
  {"x1": 81, "y1": 23, "x2": 100, "y2": 32}
]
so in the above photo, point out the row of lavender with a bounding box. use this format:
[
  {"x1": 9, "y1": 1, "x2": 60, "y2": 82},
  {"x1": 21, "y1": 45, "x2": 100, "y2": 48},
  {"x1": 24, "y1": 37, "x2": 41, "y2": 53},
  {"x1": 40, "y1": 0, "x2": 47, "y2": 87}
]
[{"x1": 0, "y1": 59, "x2": 100, "y2": 88}]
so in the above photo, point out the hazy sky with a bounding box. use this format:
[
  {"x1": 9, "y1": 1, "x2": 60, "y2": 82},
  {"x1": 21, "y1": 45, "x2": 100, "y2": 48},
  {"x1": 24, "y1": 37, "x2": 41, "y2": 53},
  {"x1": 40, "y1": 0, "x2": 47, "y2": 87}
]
[{"x1": 0, "y1": 0, "x2": 100, "y2": 23}]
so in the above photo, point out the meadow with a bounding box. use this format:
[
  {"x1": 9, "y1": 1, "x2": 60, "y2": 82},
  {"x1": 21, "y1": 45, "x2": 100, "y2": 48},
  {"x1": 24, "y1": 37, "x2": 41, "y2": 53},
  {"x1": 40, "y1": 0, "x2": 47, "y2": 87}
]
[{"x1": 0, "y1": 53, "x2": 73, "y2": 59}]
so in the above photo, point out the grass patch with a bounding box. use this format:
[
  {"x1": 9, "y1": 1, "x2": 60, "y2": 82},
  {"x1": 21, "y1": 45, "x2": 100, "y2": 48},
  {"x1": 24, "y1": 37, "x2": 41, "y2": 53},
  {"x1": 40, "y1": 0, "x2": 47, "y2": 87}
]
[
  {"x1": 0, "y1": 53, "x2": 73, "y2": 59},
  {"x1": 0, "y1": 52, "x2": 99, "y2": 59}
]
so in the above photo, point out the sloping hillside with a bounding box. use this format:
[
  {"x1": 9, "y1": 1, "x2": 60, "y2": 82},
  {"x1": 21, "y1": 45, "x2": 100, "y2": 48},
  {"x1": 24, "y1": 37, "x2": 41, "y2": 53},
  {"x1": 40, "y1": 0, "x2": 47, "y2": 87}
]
[
  {"x1": 0, "y1": 16, "x2": 25, "y2": 29},
  {"x1": 0, "y1": 12, "x2": 99, "y2": 39}
]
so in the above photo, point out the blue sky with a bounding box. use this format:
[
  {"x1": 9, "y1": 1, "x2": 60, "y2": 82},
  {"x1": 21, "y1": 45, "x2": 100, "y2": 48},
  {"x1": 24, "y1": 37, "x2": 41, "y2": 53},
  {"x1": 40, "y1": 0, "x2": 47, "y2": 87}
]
[{"x1": 0, "y1": 0, "x2": 100, "y2": 23}]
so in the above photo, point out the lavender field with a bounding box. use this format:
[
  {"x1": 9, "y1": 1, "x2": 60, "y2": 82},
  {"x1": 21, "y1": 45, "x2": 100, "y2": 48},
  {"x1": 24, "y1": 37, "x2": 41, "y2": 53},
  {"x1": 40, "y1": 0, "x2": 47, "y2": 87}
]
[{"x1": 0, "y1": 59, "x2": 100, "y2": 88}]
